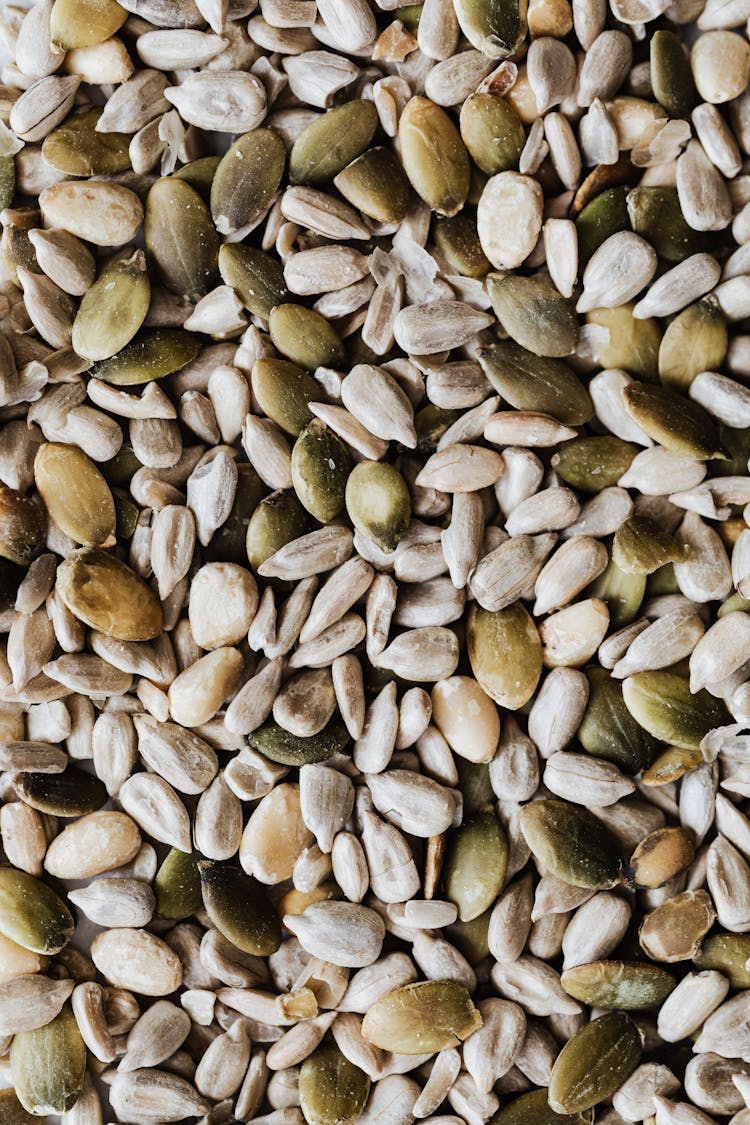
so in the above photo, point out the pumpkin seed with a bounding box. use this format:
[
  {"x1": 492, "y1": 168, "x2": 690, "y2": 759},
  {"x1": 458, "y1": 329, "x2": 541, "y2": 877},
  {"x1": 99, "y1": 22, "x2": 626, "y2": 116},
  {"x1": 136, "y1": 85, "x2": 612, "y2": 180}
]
[
  {"x1": 478, "y1": 341, "x2": 593, "y2": 426},
  {"x1": 561, "y1": 961, "x2": 675, "y2": 1010},
  {"x1": 519, "y1": 799, "x2": 622, "y2": 889},
  {"x1": 547, "y1": 1012, "x2": 641, "y2": 1114},
  {"x1": 269, "y1": 304, "x2": 344, "y2": 370},
  {"x1": 299, "y1": 1038, "x2": 371, "y2": 1125},
  {"x1": 443, "y1": 811, "x2": 508, "y2": 922},
  {"x1": 578, "y1": 667, "x2": 659, "y2": 774},
  {"x1": 56, "y1": 546, "x2": 163, "y2": 640},
  {"x1": 399, "y1": 96, "x2": 470, "y2": 217},
  {"x1": 246, "y1": 489, "x2": 311, "y2": 572},
  {"x1": 155, "y1": 849, "x2": 203, "y2": 920},
  {"x1": 658, "y1": 299, "x2": 728, "y2": 390},
  {"x1": 92, "y1": 328, "x2": 200, "y2": 386},
  {"x1": 487, "y1": 274, "x2": 578, "y2": 358},
  {"x1": 10, "y1": 1003, "x2": 86, "y2": 1114},
  {"x1": 345, "y1": 460, "x2": 411, "y2": 553},
  {"x1": 612, "y1": 515, "x2": 686, "y2": 575},
  {"x1": 622, "y1": 381, "x2": 727, "y2": 460},
  {"x1": 333, "y1": 146, "x2": 411, "y2": 224},
  {"x1": 361, "y1": 980, "x2": 482, "y2": 1053},
  {"x1": 72, "y1": 249, "x2": 150, "y2": 362},
  {"x1": 218, "y1": 244, "x2": 288, "y2": 320},
  {"x1": 0, "y1": 867, "x2": 74, "y2": 955},
  {"x1": 290, "y1": 101, "x2": 378, "y2": 186},
  {"x1": 145, "y1": 176, "x2": 218, "y2": 300},
  {"x1": 210, "y1": 128, "x2": 286, "y2": 235},
  {"x1": 291, "y1": 420, "x2": 353, "y2": 524},
  {"x1": 459, "y1": 93, "x2": 525, "y2": 175},
  {"x1": 50, "y1": 0, "x2": 127, "y2": 47},
  {"x1": 199, "y1": 861, "x2": 281, "y2": 956},
  {"x1": 0, "y1": 487, "x2": 47, "y2": 567},
  {"x1": 553, "y1": 436, "x2": 638, "y2": 492},
  {"x1": 622, "y1": 671, "x2": 729, "y2": 749},
  {"x1": 248, "y1": 716, "x2": 350, "y2": 766},
  {"x1": 467, "y1": 602, "x2": 542, "y2": 710},
  {"x1": 42, "y1": 106, "x2": 130, "y2": 176},
  {"x1": 16, "y1": 767, "x2": 108, "y2": 816}
]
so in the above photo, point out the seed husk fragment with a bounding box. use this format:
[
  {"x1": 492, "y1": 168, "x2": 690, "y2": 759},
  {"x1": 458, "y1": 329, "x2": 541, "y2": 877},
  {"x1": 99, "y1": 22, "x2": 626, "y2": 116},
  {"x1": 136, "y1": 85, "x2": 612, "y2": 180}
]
[
  {"x1": 622, "y1": 381, "x2": 726, "y2": 460},
  {"x1": 487, "y1": 274, "x2": 578, "y2": 358},
  {"x1": 560, "y1": 961, "x2": 675, "y2": 1010},
  {"x1": 34, "y1": 442, "x2": 116, "y2": 547},
  {"x1": 218, "y1": 244, "x2": 288, "y2": 320},
  {"x1": 345, "y1": 460, "x2": 411, "y2": 553},
  {"x1": 443, "y1": 811, "x2": 508, "y2": 922},
  {"x1": 291, "y1": 419, "x2": 353, "y2": 523},
  {"x1": 210, "y1": 128, "x2": 287, "y2": 235},
  {"x1": 333, "y1": 147, "x2": 411, "y2": 224},
  {"x1": 467, "y1": 602, "x2": 542, "y2": 710},
  {"x1": 0, "y1": 867, "x2": 74, "y2": 955},
  {"x1": 92, "y1": 327, "x2": 200, "y2": 386},
  {"x1": 0, "y1": 487, "x2": 47, "y2": 567},
  {"x1": 10, "y1": 1003, "x2": 86, "y2": 1114},
  {"x1": 247, "y1": 716, "x2": 349, "y2": 766},
  {"x1": 548, "y1": 1011, "x2": 642, "y2": 1115},
  {"x1": 576, "y1": 186, "x2": 630, "y2": 265},
  {"x1": 629, "y1": 826, "x2": 697, "y2": 888},
  {"x1": 72, "y1": 249, "x2": 150, "y2": 363},
  {"x1": 478, "y1": 341, "x2": 592, "y2": 426},
  {"x1": 56, "y1": 546, "x2": 163, "y2": 640},
  {"x1": 585, "y1": 304, "x2": 661, "y2": 379},
  {"x1": 519, "y1": 799, "x2": 622, "y2": 889},
  {"x1": 290, "y1": 101, "x2": 378, "y2": 186},
  {"x1": 398, "y1": 96, "x2": 470, "y2": 217},
  {"x1": 41, "y1": 106, "x2": 130, "y2": 176},
  {"x1": 361, "y1": 980, "x2": 482, "y2": 1053},
  {"x1": 299, "y1": 1038, "x2": 371, "y2": 1125},
  {"x1": 694, "y1": 933, "x2": 750, "y2": 988},
  {"x1": 145, "y1": 176, "x2": 218, "y2": 300},
  {"x1": 0, "y1": 1089, "x2": 36, "y2": 1125},
  {"x1": 622, "y1": 671, "x2": 729, "y2": 749},
  {"x1": 199, "y1": 861, "x2": 281, "y2": 956}
]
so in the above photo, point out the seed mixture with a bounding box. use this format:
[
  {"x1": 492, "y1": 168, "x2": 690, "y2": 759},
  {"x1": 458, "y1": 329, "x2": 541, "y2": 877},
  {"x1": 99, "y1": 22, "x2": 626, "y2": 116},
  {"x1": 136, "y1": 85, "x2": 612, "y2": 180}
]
[{"x1": 2, "y1": 0, "x2": 750, "y2": 1122}]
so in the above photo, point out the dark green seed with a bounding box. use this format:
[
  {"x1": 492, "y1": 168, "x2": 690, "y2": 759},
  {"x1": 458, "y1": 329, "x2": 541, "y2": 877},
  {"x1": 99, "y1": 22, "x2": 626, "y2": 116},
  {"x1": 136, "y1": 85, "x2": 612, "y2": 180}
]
[
  {"x1": 199, "y1": 862, "x2": 281, "y2": 956},
  {"x1": 155, "y1": 849, "x2": 203, "y2": 920},
  {"x1": 15, "y1": 767, "x2": 108, "y2": 817},
  {"x1": 548, "y1": 1012, "x2": 642, "y2": 1115},
  {"x1": 579, "y1": 667, "x2": 660, "y2": 774},
  {"x1": 519, "y1": 799, "x2": 622, "y2": 890},
  {"x1": 443, "y1": 810, "x2": 508, "y2": 922},
  {"x1": 247, "y1": 716, "x2": 350, "y2": 766},
  {"x1": 553, "y1": 437, "x2": 638, "y2": 493}
]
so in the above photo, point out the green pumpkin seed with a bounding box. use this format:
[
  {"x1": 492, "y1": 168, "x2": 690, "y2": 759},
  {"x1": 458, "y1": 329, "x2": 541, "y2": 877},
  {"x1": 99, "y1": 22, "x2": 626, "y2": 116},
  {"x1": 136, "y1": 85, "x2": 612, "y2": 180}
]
[
  {"x1": 576, "y1": 186, "x2": 630, "y2": 265},
  {"x1": 199, "y1": 861, "x2": 281, "y2": 956},
  {"x1": 269, "y1": 304, "x2": 344, "y2": 371},
  {"x1": 56, "y1": 546, "x2": 163, "y2": 640},
  {"x1": 695, "y1": 933, "x2": 750, "y2": 988},
  {"x1": 399, "y1": 96, "x2": 470, "y2": 217},
  {"x1": 11, "y1": 1003, "x2": 86, "y2": 1114},
  {"x1": 210, "y1": 129, "x2": 286, "y2": 235},
  {"x1": 145, "y1": 177, "x2": 218, "y2": 300},
  {"x1": 612, "y1": 514, "x2": 686, "y2": 575},
  {"x1": 629, "y1": 826, "x2": 697, "y2": 888},
  {"x1": 446, "y1": 905, "x2": 492, "y2": 966},
  {"x1": 72, "y1": 249, "x2": 150, "y2": 362},
  {"x1": 658, "y1": 299, "x2": 728, "y2": 390},
  {"x1": 247, "y1": 716, "x2": 349, "y2": 766},
  {"x1": 478, "y1": 341, "x2": 593, "y2": 426},
  {"x1": 218, "y1": 244, "x2": 288, "y2": 320},
  {"x1": 588, "y1": 557, "x2": 645, "y2": 629},
  {"x1": 622, "y1": 381, "x2": 726, "y2": 460},
  {"x1": 92, "y1": 328, "x2": 200, "y2": 386},
  {"x1": 622, "y1": 671, "x2": 730, "y2": 749},
  {"x1": 651, "y1": 29, "x2": 698, "y2": 119},
  {"x1": 50, "y1": 0, "x2": 127, "y2": 47},
  {"x1": 173, "y1": 155, "x2": 220, "y2": 201},
  {"x1": 443, "y1": 811, "x2": 508, "y2": 922},
  {"x1": 0, "y1": 1088, "x2": 37, "y2": 1125},
  {"x1": 585, "y1": 304, "x2": 661, "y2": 379},
  {"x1": 299, "y1": 1039, "x2": 371, "y2": 1125},
  {"x1": 35, "y1": 443, "x2": 115, "y2": 548},
  {"x1": 205, "y1": 464, "x2": 266, "y2": 566},
  {"x1": 646, "y1": 563, "x2": 680, "y2": 596},
  {"x1": 459, "y1": 93, "x2": 525, "y2": 175},
  {"x1": 155, "y1": 849, "x2": 203, "y2": 920},
  {"x1": 553, "y1": 437, "x2": 637, "y2": 493},
  {"x1": 488, "y1": 274, "x2": 578, "y2": 358},
  {"x1": 561, "y1": 961, "x2": 675, "y2": 1010},
  {"x1": 42, "y1": 107, "x2": 130, "y2": 177},
  {"x1": 639, "y1": 889, "x2": 715, "y2": 962},
  {"x1": 455, "y1": 759, "x2": 495, "y2": 815},
  {"x1": 0, "y1": 486, "x2": 47, "y2": 567},
  {"x1": 361, "y1": 980, "x2": 482, "y2": 1053},
  {"x1": 251, "y1": 358, "x2": 318, "y2": 437},
  {"x1": 433, "y1": 211, "x2": 491, "y2": 279},
  {"x1": 246, "y1": 489, "x2": 311, "y2": 573},
  {"x1": 333, "y1": 146, "x2": 411, "y2": 224},
  {"x1": 290, "y1": 101, "x2": 378, "y2": 186},
  {"x1": 114, "y1": 493, "x2": 140, "y2": 541},
  {"x1": 16, "y1": 767, "x2": 108, "y2": 817},
  {"x1": 0, "y1": 156, "x2": 15, "y2": 213},
  {"x1": 291, "y1": 419, "x2": 353, "y2": 524},
  {"x1": 519, "y1": 799, "x2": 622, "y2": 889},
  {"x1": 490, "y1": 1088, "x2": 591, "y2": 1124},
  {"x1": 453, "y1": 0, "x2": 527, "y2": 57},
  {"x1": 345, "y1": 460, "x2": 411, "y2": 554},
  {"x1": 548, "y1": 1012, "x2": 642, "y2": 1115},
  {"x1": 578, "y1": 667, "x2": 660, "y2": 774},
  {"x1": 0, "y1": 867, "x2": 74, "y2": 955},
  {"x1": 415, "y1": 404, "x2": 461, "y2": 456},
  {"x1": 467, "y1": 602, "x2": 542, "y2": 710},
  {"x1": 626, "y1": 186, "x2": 709, "y2": 263}
]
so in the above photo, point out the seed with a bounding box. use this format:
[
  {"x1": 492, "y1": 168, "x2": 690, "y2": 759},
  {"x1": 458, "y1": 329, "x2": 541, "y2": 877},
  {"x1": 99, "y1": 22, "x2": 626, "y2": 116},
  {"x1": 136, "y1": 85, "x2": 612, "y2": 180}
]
[
  {"x1": 0, "y1": 1089, "x2": 36, "y2": 1125},
  {"x1": 210, "y1": 128, "x2": 286, "y2": 234},
  {"x1": 71, "y1": 249, "x2": 150, "y2": 362},
  {"x1": 478, "y1": 341, "x2": 592, "y2": 426},
  {"x1": 34, "y1": 442, "x2": 116, "y2": 547},
  {"x1": 110, "y1": 1069, "x2": 208, "y2": 1122},
  {"x1": 290, "y1": 101, "x2": 378, "y2": 186},
  {"x1": 246, "y1": 488, "x2": 311, "y2": 571},
  {"x1": 467, "y1": 602, "x2": 542, "y2": 710},
  {"x1": 218, "y1": 244, "x2": 288, "y2": 320},
  {"x1": 622, "y1": 671, "x2": 729, "y2": 748},
  {"x1": 41, "y1": 106, "x2": 130, "y2": 176},
  {"x1": 491, "y1": 1088, "x2": 589, "y2": 1124},
  {"x1": 622, "y1": 381, "x2": 726, "y2": 461},
  {"x1": 145, "y1": 177, "x2": 218, "y2": 300},
  {"x1": 651, "y1": 29, "x2": 698, "y2": 119},
  {"x1": 399, "y1": 96, "x2": 470, "y2": 217},
  {"x1": 50, "y1": 0, "x2": 127, "y2": 47},
  {"x1": 269, "y1": 304, "x2": 344, "y2": 371},
  {"x1": 39, "y1": 180, "x2": 143, "y2": 246},
  {"x1": 292, "y1": 419, "x2": 353, "y2": 524},
  {"x1": 92, "y1": 327, "x2": 200, "y2": 385},
  {"x1": 547, "y1": 1011, "x2": 642, "y2": 1114},
  {"x1": 199, "y1": 862, "x2": 282, "y2": 955},
  {"x1": 459, "y1": 93, "x2": 525, "y2": 175},
  {"x1": 345, "y1": 460, "x2": 411, "y2": 554},
  {"x1": 694, "y1": 933, "x2": 750, "y2": 989},
  {"x1": 553, "y1": 437, "x2": 637, "y2": 494},
  {"x1": 431, "y1": 675, "x2": 499, "y2": 763},
  {"x1": 487, "y1": 274, "x2": 578, "y2": 359},
  {"x1": 333, "y1": 146, "x2": 411, "y2": 224},
  {"x1": 626, "y1": 185, "x2": 709, "y2": 263},
  {"x1": 10, "y1": 1003, "x2": 86, "y2": 1114},
  {"x1": 284, "y1": 900, "x2": 385, "y2": 967},
  {"x1": 658, "y1": 299, "x2": 728, "y2": 390},
  {"x1": 443, "y1": 811, "x2": 508, "y2": 922},
  {"x1": 0, "y1": 486, "x2": 47, "y2": 567},
  {"x1": 299, "y1": 1039, "x2": 371, "y2": 1125},
  {"x1": 578, "y1": 667, "x2": 659, "y2": 774},
  {"x1": 629, "y1": 827, "x2": 697, "y2": 888},
  {"x1": 154, "y1": 849, "x2": 203, "y2": 920},
  {"x1": 612, "y1": 515, "x2": 686, "y2": 575},
  {"x1": 0, "y1": 867, "x2": 73, "y2": 955},
  {"x1": 56, "y1": 546, "x2": 163, "y2": 640},
  {"x1": 519, "y1": 800, "x2": 622, "y2": 889},
  {"x1": 453, "y1": 0, "x2": 527, "y2": 57},
  {"x1": 639, "y1": 890, "x2": 715, "y2": 962},
  {"x1": 561, "y1": 961, "x2": 675, "y2": 1010},
  {"x1": 361, "y1": 980, "x2": 482, "y2": 1053},
  {"x1": 477, "y1": 171, "x2": 543, "y2": 270}
]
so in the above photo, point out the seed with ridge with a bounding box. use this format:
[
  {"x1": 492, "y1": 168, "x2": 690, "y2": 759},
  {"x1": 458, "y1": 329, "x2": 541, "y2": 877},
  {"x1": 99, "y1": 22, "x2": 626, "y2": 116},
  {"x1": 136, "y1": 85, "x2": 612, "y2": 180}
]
[{"x1": 361, "y1": 980, "x2": 482, "y2": 1053}]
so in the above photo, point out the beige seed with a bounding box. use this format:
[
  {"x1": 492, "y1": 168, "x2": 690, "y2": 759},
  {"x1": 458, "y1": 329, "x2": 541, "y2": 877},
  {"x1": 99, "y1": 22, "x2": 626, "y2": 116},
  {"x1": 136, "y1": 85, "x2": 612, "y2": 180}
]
[
  {"x1": 91, "y1": 930, "x2": 183, "y2": 997},
  {"x1": 44, "y1": 811, "x2": 141, "y2": 880}
]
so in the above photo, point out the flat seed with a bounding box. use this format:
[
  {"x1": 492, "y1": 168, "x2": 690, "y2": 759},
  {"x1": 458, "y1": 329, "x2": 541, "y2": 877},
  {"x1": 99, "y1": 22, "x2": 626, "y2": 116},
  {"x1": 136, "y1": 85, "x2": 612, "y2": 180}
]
[
  {"x1": 333, "y1": 147, "x2": 411, "y2": 224},
  {"x1": 629, "y1": 827, "x2": 697, "y2": 888},
  {"x1": 478, "y1": 341, "x2": 593, "y2": 426},
  {"x1": 398, "y1": 96, "x2": 470, "y2": 217},
  {"x1": 72, "y1": 249, "x2": 150, "y2": 362},
  {"x1": 490, "y1": 1088, "x2": 590, "y2": 1124},
  {"x1": 50, "y1": 0, "x2": 127, "y2": 47},
  {"x1": 639, "y1": 890, "x2": 715, "y2": 962},
  {"x1": 290, "y1": 101, "x2": 377, "y2": 186},
  {"x1": 92, "y1": 328, "x2": 200, "y2": 386},
  {"x1": 519, "y1": 800, "x2": 622, "y2": 889},
  {"x1": 345, "y1": 461, "x2": 411, "y2": 554},
  {"x1": 547, "y1": 1011, "x2": 642, "y2": 1114},
  {"x1": 578, "y1": 667, "x2": 659, "y2": 773},
  {"x1": 467, "y1": 602, "x2": 542, "y2": 710},
  {"x1": 41, "y1": 106, "x2": 130, "y2": 176},
  {"x1": 488, "y1": 274, "x2": 578, "y2": 358},
  {"x1": 453, "y1": 0, "x2": 527, "y2": 57},
  {"x1": 292, "y1": 419, "x2": 353, "y2": 523},
  {"x1": 56, "y1": 547, "x2": 163, "y2": 640},
  {"x1": 443, "y1": 811, "x2": 508, "y2": 922},
  {"x1": 269, "y1": 304, "x2": 344, "y2": 371},
  {"x1": 622, "y1": 671, "x2": 729, "y2": 748},
  {"x1": 145, "y1": 177, "x2": 218, "y2": 301},
  {"x1": 200, "y1": 862, "x2": 282, "y2": 956},
  {"x1": 622, "y1": 382, "x2": 726, "y2": 460},
  {"x1": 560, "y1": 960, "x2": 675, "y2": 1010},
  {"x1": 299, "y1": 1039, "x2": 370, "y2": 1125},
  {"x1": 0, "y1": 867, "x2": 73, "y2": 955},
  {"x1": 211, "y1": 128, "x2": 286, "y2": 235},
  {"x1": 361, "y1": 981, "x2": 482, "y2": 1053},
  {"x1": 219, "y1": 244, "x2": 288, "y2": 320},
  {"x1": 10, "y1": 1002, "x2": 86, "y2": 1114}
]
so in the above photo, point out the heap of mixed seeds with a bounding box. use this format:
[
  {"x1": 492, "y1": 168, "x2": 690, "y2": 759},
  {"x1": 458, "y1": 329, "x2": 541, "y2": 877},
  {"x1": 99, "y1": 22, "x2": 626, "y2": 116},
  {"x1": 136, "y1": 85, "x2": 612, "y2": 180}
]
[{"x1": 3, "y1": 0, "x2": 750, "y2": 1121}]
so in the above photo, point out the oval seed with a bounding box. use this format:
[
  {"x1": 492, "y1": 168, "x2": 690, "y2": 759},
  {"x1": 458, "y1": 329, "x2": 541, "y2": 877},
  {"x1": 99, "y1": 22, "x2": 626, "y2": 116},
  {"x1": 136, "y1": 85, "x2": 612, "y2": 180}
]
[
  {"x1": 361, "y1": 981, "x2": 482, "y2": 1053},
  {"x1": 56, "y1": 547, "x2": 163, "y2": 640},
  {"x1": 71, "y1": 249, "x2": 150, "y2": 362},
  {"x1": 200, "y1": 862, "x2": 282, "y2": 956},
  {"x1": 145, "y1": 176, "x2": 218, "y2": 300},
  {"x1": 443, "y1": 811, "x2": 508, "y2": 922},
  {"x1": 10, "y1": 1002, "x2": 86, "y2": 1114},
  {"x1": 0, "y1": 867, "x2": 74, "y2": 955},
  {"x1": 560, "y1": 960, "x2": 675, "y2": 1010},
  {"x1": 34, "y1": 443, "x2": 116, "y2": 547},
  {"x1": 299, "y1": 1039, "x2": 371, "y2": 1125},
  {"x1": 345, "y1": 460, "x2": 411, "y2": 554},
  {"x1": 547, "y1": 1011, "x2": 642, "y2": 1114},
  {"x1": 399, "y1": 96, "x2": 470, "y2": 217},
  {"x1": 211, "y1": 128, "x2": 287, "y2": 235}
]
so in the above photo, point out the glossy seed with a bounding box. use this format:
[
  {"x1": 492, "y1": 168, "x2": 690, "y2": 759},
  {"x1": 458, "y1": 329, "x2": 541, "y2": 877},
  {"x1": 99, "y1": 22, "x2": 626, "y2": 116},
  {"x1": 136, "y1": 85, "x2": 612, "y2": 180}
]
[
  {"x1": 399, "y1": 96, "x2": 470, "y2": 217},
  {"x1": 269, "y1": 304, "x2": 344, "y2": 371},
  {"x1": 92, "y1": 328, "x2": 200, "y2": 386},
  {"x1": 218, "y1": 244, "x2": 288, "y2": 320},
  {"x1": 291, "y1": 420, "x2": 353, "y2": 523},
  {"x1": 519, "y1": 799, "x2": 622, "y2": 889},
  {"x1": 145, "y1": 177, "x2": 218, "y2": 300},
  {"x1": 72, "y1": 249, "x2": 150, "y2": 362},
  {"x1": 290, "y1": 101, "x2": 378, "y2": 186},
  {"x1": 487, "y1": 274, "x2": 578, "y2": 358},
  {"x1": 333, "y1": 146, "x2": 411, "y2": 224},
  {"x1": 629, "y1": 827, "x2": 697, "y2": 888},
  {"x1": 199, "y1": 862, "x2": 281, "y2": 956},
  {"x1": 622, "y1": 381, "x2": 726, "y2": 460},
  {"x1": 42, "y1": 106, "x2": 130, "y2": 176},
  {"x1": 478, "y1": 341, "x2": 593, "y2": 426},
  {"x1": 299, "y1": 1039, "x2": 371, "y2": 1125},
  {"x1": 155, "y1": 849, "x2": 203, "y2": 920},
  {"x1": 248, "y1": 716, "x2": 350, "y2": 766}
]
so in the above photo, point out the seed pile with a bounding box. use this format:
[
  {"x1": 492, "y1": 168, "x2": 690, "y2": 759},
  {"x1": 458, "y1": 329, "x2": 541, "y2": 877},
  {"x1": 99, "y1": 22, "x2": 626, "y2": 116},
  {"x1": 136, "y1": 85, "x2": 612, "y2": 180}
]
[{"x1": 2, "y1": 0, "x2": 750, "y2": 1122}]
